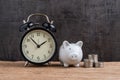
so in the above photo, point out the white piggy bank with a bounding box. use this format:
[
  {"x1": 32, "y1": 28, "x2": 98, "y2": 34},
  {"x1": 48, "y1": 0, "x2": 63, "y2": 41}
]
[{"x1": 59, "y1": 40, "x2": 83, "y2": 67}]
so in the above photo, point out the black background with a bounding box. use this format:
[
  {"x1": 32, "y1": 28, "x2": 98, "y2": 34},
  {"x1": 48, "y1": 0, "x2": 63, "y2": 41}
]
[{"x1": 0, "y1": 0, "x2": 120, "y2": 61}]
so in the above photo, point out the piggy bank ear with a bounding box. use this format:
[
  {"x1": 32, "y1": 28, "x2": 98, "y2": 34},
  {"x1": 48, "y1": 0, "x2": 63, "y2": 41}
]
[
  {"x1": 63, "y1": 40, "x2": 70, "y2": 48},
  {"x1": 76, "y1": 41, "x2": 83, "y2": 47}
]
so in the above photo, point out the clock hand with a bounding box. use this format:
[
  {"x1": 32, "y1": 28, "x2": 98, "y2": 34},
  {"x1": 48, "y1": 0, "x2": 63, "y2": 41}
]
[
  {"x1": 38, "y1": 41, "x2": 47, "y2": 48},
  {"x1": 30, "y1": 37, "x2": 39, "y2": 48}
]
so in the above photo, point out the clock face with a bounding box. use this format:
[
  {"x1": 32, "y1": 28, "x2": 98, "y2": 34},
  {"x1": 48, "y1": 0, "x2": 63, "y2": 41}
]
[{"x1": 20, "y1": 28, "x2": 57, "y2": 64}]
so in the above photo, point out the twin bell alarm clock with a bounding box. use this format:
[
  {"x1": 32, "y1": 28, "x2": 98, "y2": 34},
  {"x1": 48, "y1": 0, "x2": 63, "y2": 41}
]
[{"x1": 19, "y1": 13, "x2": 57, "y2": 65}]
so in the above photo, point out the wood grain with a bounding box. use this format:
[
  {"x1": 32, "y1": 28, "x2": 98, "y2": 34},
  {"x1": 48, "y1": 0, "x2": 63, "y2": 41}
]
[{"x1": 0, "y1": 61, "x2": 119, "y2": 80}]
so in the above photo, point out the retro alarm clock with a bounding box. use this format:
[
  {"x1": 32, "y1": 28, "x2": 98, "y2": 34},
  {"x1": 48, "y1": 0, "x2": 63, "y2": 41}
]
[{"x1": 19, "y1": 13, "x2": 57, "y2": 66}]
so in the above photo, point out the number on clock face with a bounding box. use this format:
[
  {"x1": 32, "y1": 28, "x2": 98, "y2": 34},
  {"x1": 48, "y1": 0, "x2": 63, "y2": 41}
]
[{"x1": 21, "y1": 29, "x2": 56, "y2": 63}]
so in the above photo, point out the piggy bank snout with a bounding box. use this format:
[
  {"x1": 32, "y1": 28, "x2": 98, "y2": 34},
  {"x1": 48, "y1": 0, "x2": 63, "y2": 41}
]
[{"x1": 69, "y1": 53, "x2": 79, "y2": 60}]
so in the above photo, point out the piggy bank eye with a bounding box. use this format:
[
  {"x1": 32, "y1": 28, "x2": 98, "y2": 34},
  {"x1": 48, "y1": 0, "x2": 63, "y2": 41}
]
[{"x1": 69, "y1": 48, "x2": 71, "y2": 50}]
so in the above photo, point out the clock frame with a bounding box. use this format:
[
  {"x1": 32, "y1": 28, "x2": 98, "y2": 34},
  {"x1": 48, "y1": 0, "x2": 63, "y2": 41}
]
[{"x1": 20, "y1": 27, "x2": 57, "y2": 65}]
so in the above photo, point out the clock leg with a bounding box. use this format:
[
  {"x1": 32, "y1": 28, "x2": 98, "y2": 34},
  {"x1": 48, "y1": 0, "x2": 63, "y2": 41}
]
[
  {"x1": 24, "y1": 61, "x2": 29, "y2": 67},
  {"x1": 48, "y1": 62, "x2": 51, "y2": 65}
]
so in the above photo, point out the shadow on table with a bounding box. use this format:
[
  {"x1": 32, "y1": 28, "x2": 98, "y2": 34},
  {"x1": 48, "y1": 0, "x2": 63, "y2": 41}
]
[{"x1": 0, "y1": 61, "x2": 84, "y2": 68}]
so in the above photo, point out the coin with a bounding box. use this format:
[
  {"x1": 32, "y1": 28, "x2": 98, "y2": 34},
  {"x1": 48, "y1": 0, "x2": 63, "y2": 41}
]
[
  {"x1": 99, "y1": 62, "x2": 104, "y2": 68},
  {"x1": 84, "y1": 59, "x2": 93, "y2": 68},
  {"x1": 93, "y1": 54, "x2": 98, "y2": 63},
  {"x1": 88, "y1": 54, "x2": 94, "y2": 62},
  {"x1": 95, "y1": 62, "x2": 100, "y2": 68}
]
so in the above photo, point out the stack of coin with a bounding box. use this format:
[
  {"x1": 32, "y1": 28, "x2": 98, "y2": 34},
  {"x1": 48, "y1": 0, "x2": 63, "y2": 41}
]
[
  {"x1": 88, "y1": 54, "x2": 94, "y2": 62},
  {"x1": 84, "y1": 59, "x2": 93, "y2": 68},
  {"x1": 95, "y1": 62, "x2": 104, "y2": 68},
  {"x1": 88, "y1": 54, "x2": 98, "y2": 63},
  {"x1": 84, "y1": 54, "x2": 104, "y2": 68},
  {"x1": 99, "y1": 62, "x2": 104, "y2": 67},
  {"x1": 93, "y1": 54, "x2": 98, "y2": 63},
  {"x1": 94, "y1": 62, "x2": 99, "y2": 68}
]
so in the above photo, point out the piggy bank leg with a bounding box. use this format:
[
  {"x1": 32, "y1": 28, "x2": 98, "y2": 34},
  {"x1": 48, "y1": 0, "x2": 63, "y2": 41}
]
[
  {"x1": 63, "y1": 63, "x2": 69, "y2": 67},
  {"x1": 74, "y1": 64, "x2": 80, "y2": 67}
]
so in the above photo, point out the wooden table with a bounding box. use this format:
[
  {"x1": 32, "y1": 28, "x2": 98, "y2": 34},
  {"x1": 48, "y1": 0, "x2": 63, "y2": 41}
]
[{"x1": 0, "y1": 61, "x2": 119, "y2": 80}]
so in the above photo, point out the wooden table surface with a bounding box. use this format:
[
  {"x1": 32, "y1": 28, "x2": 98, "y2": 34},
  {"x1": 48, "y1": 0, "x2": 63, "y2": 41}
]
[{"x1": 0, "y1": 61, "x2": 119, "y2": 80}]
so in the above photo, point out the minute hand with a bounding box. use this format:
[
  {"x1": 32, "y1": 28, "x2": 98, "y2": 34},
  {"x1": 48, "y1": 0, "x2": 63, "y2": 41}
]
[
  {"x1": 30, "y1": 37, "x2": 39, "y2": 47},
  {"x1": 39, "y1": 41, "x2": 47, "y2": 47}
]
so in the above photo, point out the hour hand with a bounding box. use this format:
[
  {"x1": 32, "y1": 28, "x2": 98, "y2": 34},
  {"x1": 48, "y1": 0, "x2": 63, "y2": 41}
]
[
  {"x1": 30, "y1": 37, "x2": 39, "y2": 47},
  {"x1": 39, "y1": 41, "x2": 47, "y2": 47}
]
